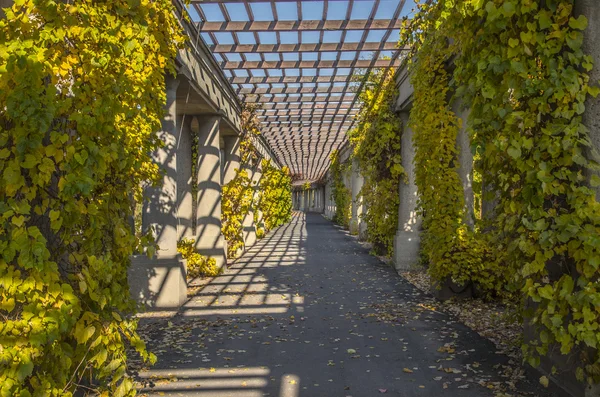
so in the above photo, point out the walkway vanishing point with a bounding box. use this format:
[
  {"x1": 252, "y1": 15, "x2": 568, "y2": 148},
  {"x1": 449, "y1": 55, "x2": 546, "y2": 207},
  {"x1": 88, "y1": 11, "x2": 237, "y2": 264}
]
[{"x1": 135, "y1": 213, "x2": 564, "y2": 397}]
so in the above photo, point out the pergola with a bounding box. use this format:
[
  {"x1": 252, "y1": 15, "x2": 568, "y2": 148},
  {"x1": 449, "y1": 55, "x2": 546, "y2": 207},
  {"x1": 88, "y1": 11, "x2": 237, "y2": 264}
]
[{"x1": 188, "y1": 0, "x2": 413, "y2": 182}]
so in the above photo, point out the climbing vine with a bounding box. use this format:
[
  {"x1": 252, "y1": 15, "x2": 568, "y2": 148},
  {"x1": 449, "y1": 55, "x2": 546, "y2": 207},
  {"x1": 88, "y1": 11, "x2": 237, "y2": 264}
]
[
  {"x1": 259, "y1": 159, "x2": 292, "y2": 232},
  {"x1": 222, "y1": 167, "x2": 255, "y2": 259},
  {"x1": 0, "y1": 0, "x2": 183, "y2": 395},
  {"x1": 402, "y1": 2, "x2": 496, "y2": 294},
  {"x1": 348, "y1": 68, "x2": 404, "y2": 255},
  {"x1": 329, "y1": 150, "x2": 352, "y2": 228},
  {"x1": 404, "y1": 0, "x2": 600, "y2": 383},
  {"x1": 222, "y1": 103, "x2": 292, "y2": 258},
  {"x1": 177, "y1": 238, "x2": 219, "y2": 279}
]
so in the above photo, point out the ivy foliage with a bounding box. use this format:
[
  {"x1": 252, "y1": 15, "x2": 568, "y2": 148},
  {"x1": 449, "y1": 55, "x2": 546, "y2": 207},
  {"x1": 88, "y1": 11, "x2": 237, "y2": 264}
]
[
  {"x1": 222, "y1": 104, "x2": 292, "y2": 258},
  {"x1": 348, "y1": 68, "x2": 404, "y2": 255},
  {"x1": 177, "y1": 238, "x2": 219, "y2": 279},
  {"x1": 221, "y1": 104, "x2": 260, "y2": 259},
  {"x1": 329, "y1": 150, "x2": 352, "y2": 228},
  {"x1": 0, "y1": 0, "x2": 183, "y2": 395},
  {"x1": 259, "y1": 159, "x2": 292, "y2": 232},
  {"x1": 222, "y1": 168, "x2": 254, "y2": 259},
  {"x1": 401, "y1": 2, "x2": 497, "y2": 293},
  {"x1": 405, "y1": 0, "x2": 600, "y2": 383}
]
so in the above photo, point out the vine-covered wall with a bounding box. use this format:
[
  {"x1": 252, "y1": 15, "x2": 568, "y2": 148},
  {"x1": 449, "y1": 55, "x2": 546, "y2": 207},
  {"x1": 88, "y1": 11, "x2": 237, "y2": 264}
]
[
  {"x1": 259, "y1": 159, "x2": 292, "y2": 232},
  {"x1": 348, "y1": 68, "x2": 404, "y2": 256},
  {"x1": 222, "y1": 104, "x2": 292, "y2": 258},
  {"x1": 401, "y1": 0, "x2": 600, "y2": 384},
  {"x1": 0, "y1": 1, "x2": 183, "y2": 394},
  {"x1": 329, "y1": 150, "x2": 352, "y2": 228}
]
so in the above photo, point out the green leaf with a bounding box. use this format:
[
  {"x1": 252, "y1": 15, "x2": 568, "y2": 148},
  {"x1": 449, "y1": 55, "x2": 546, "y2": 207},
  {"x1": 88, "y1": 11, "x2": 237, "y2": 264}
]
[
  {"x1": 17, "y1": 361, "x2": 34, "y2": 382},
  {"x1": 507, "y1": 146, "x2": 521, "y2": 159},
  {"x1": 538, "y1": 11, "x2": 552, "y2": 30},
  {"x1": 538, "y1": 285, "x2": 554, "y2": 300},
  {"x1": 21, "y1": 154, "x2": 37, "y2": 169},
  {"x1": 569, "y1": 15, "x2": 588, "y2": 31},
  {"x1": 77, "y1": 325, "x2": 96, "y2": 344}
]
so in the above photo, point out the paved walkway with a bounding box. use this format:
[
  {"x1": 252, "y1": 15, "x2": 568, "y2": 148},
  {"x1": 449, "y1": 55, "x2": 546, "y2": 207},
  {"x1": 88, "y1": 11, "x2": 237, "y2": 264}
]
[{"x1": 136, "y1": 213, "x2": 563, "y2": 397}]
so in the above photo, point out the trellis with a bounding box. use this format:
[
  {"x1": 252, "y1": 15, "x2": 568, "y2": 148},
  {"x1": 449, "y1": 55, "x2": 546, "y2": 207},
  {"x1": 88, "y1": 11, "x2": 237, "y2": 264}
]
[{"x1": 189, "y1": 0, "x2": 412, "y2": 181}]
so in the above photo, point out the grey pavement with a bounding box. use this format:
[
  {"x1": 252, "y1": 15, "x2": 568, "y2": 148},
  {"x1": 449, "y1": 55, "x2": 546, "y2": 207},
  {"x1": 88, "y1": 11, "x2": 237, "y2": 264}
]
[{"x1": 135, "y1": 212, "x2": 564, "y2": 397}]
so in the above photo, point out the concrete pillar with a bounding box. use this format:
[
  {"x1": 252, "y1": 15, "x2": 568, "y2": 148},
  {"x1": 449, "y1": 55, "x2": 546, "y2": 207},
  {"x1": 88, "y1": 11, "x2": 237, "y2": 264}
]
[
  {"x1": 393, "y1": 112, "x2": 421, "y2": 271},
  {"x1": 452, "y1": 103, "x2": 475, "y2": 229},
  {"x1": 143, "y1": 77, "x2": 181, "y2": 256},
  {"x1": 131, "y1": 76, "x2": 187, "y2": 308},
  {"x1": 359, "y1": 196, "x2": 368, "y2": 240},
  {"x1": 293, "y1": 190, "x2": 297, "y2": 210},
  {"x1": 316, "y1": 187, "x2": 321, "y2": 212},
  {"x1": 576, "y1": 1, "x2": 600, "y2": 201},
  {"x1": 254, "y1": 167, "x2": 264, "y2": 230},
  {"x1": 177, "y1": 116, "x2": 194, "y2": 239},
  {"x1": 242, "y1": 164, "x2": 258, "y2": 248},
  {"x1": 326, "y1": 179, "x2": 335, "y2": 218},
  {"x1": 193, "y1": 115, "x2": 226, "y2": 269},
  {"x1": 223, "y1": 135, "x2": 241, "y2": 185},
  {"x1": 349, "y1": 159, "x2": 363, "y2": 235}
]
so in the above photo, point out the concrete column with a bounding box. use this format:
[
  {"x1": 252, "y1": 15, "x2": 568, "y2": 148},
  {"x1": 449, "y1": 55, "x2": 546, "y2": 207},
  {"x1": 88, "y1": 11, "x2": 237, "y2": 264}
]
[
  {"x1": 359, "y1": 195, "x2": 368, "y2": 240},
  {"x1": 177, "y1": 115, "x2": 194, "y2": 239},
  {"x1": 481, "y1": 175, "x2": 498, "y2": 223},
  {"x1": 393, "y1": 112, "x2": 421, "y2": 271},
  {"x1": 193, "y1": 115, "x2": 226, "y2": 269},
  {"x1": 316, "y1": 187, "x2": 321, "y2": 211},
  {"x1": 349, "y1": 159, "x2": 363, "y2": 235},
  {"x1": 254, "y1": 167, "x2": 264, "y2": 230},
  {"x1": 223, "y1": 135, "x2": 241, "y2": 185},
  {"x1": 131, "y1": 76, "x2": 187, "y2": 308},
  {"x1": 242, "y1": 164, "x2": 258, "y2": 248},
  {"x1": 576, "y1": 1, "x2": 600, "y2": 201},
  {"x1": 452, "y1": 103, "x2": 475, "y2": 228},
  {"x1": 294, "y1": 190, "x2": 298, "y2": 210},
  {"x1": 143, "y1": 77, "x2": 181, "y2": 256},
  {"x1": 327, "y1": 179, "x2": 335, "y2": 218}
]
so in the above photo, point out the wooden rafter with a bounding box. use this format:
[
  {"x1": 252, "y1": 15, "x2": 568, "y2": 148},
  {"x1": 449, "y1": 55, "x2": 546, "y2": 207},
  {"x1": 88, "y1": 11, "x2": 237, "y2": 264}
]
[{"x1": 190, "y1": 0, "x2": 408, "y2": 181}]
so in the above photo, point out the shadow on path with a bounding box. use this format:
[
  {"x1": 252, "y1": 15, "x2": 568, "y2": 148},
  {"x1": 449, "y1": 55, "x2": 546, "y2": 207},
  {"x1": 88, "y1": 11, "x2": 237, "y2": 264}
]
[{"x1": 135, "y1": 212, "x2": 565, "y2": 397}]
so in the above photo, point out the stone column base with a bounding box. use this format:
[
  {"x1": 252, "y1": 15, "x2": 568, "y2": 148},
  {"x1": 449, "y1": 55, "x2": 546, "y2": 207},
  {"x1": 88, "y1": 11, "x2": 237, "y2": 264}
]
[
  {"x1": 128, "y1": 254, "x2": 187, "y2": 309},
  {"x1": 431, "y1": 277, "x2": 473, "y2": 301},
  {"x1": 195, "y1": 233, "x2": 226, "y2": 270},
  {"x1": 349, "y1": 219, "x2": 359, "y2": 235},
  {"x1": 358, "y1": 221, "x2": 368, "y2": 241},
  {"x1": 243, "y1": 225, "x2": 257, "y2": 248},
  {"x1": 393, "y1": 230, "x2": 420, "y2": 271}
]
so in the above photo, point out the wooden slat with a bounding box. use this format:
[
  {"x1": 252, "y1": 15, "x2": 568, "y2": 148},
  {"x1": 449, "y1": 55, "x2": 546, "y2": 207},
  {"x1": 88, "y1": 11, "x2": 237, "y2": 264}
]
[{"x1": 198, "y1": 19, "x2": 402, "y2": 32}]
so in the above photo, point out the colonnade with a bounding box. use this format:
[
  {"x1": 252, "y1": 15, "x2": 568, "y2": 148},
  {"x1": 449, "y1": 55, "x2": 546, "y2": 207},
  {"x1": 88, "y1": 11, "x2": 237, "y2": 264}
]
[
  {"x1": 319, "y1": 67, "x2": 478, "y2": 273},
  {"x1": 129, "y1": 75, "x2": 273, "y2": 308},
  {"x1": 292, "y1": 186, "x2": 325, "y2": 213}
]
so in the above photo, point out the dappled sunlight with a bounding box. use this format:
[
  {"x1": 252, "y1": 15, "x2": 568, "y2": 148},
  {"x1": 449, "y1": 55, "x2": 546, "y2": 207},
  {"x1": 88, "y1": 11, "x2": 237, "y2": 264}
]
[
  {"x1": 138, "y1": 366, "x2": 301, "y2": 396},
  {"x1": 136, "y1": 213, "x2": 558, "y2": 397},
  {"x1": 138, "y1": 367, "x2": 302, "y2": 396},
  {"x1": 179, "y1": 212, "x2": 308, "y2": 318}
]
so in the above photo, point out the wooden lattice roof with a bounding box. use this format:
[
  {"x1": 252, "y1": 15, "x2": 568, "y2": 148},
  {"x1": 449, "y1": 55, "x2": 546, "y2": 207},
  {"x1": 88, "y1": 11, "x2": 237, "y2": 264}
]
[{"x1": 188, "y1": 0, "x2": 414, "y2": 181}]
